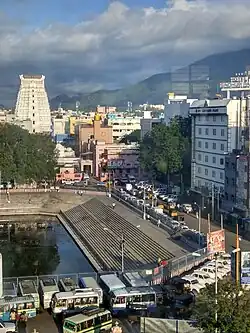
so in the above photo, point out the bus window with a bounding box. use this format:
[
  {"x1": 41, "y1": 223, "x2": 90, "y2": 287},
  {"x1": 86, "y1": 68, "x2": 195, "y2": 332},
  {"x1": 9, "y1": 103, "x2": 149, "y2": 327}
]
[
  {"x1": 17, "y1": 303, "x2": 25, "y2": 311},
  {"x1": 86, "y1": 319, "x2": 94, "y2": 328},
  {"x1": 88, "y1": 297, "x2": 97, "y2": 304},
  {"x1": 81, "y1": 321, "x2": 87, "y2": 330},
  {"x1": 0, "y1": 306, "x2": 4, "y2": 313},
  {"x1": 64, "y1": 321, "x2": 76, "y2": 331},
  {"x1": 25, "y1": 302, "x2": 34, "y2": 309},
  {"x1": 76, "y1": 324, "x2": 81, "y2": 332},
  {"x1": 74, "y1": 298, "x2": 81, "y2": 306},
  {"x1": 57, "y1": 300, "x2": 66, "y2": 307},
  {"x1": 132, "y1": 295, "x2": 141, "y2": 303},
  {"x1": 4, "y1": 305, "x2": 10, "y2": 312},
  {"x1": 114, "y1": 296, "x2": 125, "y2": 304},
  {"x1": 142, "y1": 294, "x2": 155, "y2": 303},
  {"x1": 100, "y1": 313, "x2": 111, "y2": 323},
  {"x1": 94, "y1": 316, "x2": 101, "y2": 326}
]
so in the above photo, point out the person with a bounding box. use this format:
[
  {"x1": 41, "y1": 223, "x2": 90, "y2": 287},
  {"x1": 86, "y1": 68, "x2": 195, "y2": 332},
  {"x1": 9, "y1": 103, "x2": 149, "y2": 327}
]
[
  {"x1": 112, "y1": 202, "x2": 116, "y2": 209},
  {"x1": 18, "y1": 311, "x2": 28, "y2": 328},
  {"x1": 157, "y1": 219, "x2": 161, "y2": 227},
  {"x1": 10, "y1": 308, "x2": 16, "y2": 324}
]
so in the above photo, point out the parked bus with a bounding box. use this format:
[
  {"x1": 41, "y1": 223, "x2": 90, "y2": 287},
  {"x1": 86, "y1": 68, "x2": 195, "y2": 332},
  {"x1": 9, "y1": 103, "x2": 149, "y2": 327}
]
[
  {"x1": 110, "y1": 286, "x2": 163, "y2": 315},
  {"x1": 79, "y1": 277, "x2": 103, "y2": 304},
  {"x1": 38, "y1": 278, "x2": 59, "y2": 309},
  {"x1": 0, "y1": 296, "x2": 36, "y2": 321},
  {"x1": 59, "y1": 278, "x2": 79, "y2": 292},
  {"x1": 18, "y1": 279, "x2": 40, "y2": 310},
  {"x1": 99, "y1": 274, "x2": 126, "y2": 307},
  {"x1": 51, "y1": 288, "x2": 100, "y2": 316},
  {"x1": 122, "y1": 272, "x2": 149, "y2": 288},
  {"x1": 63, "y1": 307, "x2": 112, "y2": 333},
  {"x1": 3, "y1": 282, "x2": 17, "y2": 298}
]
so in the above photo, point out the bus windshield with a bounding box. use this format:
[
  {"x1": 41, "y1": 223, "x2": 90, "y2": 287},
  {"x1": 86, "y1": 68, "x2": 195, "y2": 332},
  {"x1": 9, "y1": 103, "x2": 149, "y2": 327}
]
[{"x1": 64, "y1": 321, "x2": 77, "y2": 331}]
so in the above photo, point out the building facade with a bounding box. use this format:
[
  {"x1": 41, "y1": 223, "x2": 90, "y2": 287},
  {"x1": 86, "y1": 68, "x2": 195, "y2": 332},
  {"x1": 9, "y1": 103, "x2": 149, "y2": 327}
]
[
  {"x1": 164, "y1": 93, "x2": 197, "y2": 124},
  {"x1": 190, "y1": 98, "x2": 248, "y2": 194},
  {"x1": 108, "y1": 116, "x2": 141, "y2": 141},
  {"x1": 223, "y1": 150, "x2": 250, "y2": 218},
  {"x1": 14, "y1": 75, "x2": 51, "y2": 133}
]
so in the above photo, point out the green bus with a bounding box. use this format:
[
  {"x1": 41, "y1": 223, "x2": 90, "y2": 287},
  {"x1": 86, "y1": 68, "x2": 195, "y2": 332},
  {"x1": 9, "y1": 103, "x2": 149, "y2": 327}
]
[{"x1": 63, "y1": 307, "x2": 112, "y2": 333}]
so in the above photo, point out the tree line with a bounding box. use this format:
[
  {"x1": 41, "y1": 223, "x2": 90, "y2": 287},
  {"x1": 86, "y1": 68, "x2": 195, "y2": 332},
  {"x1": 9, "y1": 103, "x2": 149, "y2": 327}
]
[
  {"x1": 139, "y1": 116, "x2": 191, "y2": 186},
  {"x1": 0, "y1": 123, "x2": 57, "y2": 184}
]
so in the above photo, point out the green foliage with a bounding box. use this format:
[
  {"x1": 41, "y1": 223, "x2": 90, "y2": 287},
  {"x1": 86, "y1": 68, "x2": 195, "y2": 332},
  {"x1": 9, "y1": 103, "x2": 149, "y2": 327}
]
[
  {"x1": 0, "y1": 123, "x2": 57, "y2": 183},
  {"x1": 119, "y1": 129, "x2": 141, "y2": 144},
  {"x1": 139, "y1": 122, "x2": 185, "y2": 180},
  {"x1": 194, "y1": 279, "x2": 250, "y2": 333}
]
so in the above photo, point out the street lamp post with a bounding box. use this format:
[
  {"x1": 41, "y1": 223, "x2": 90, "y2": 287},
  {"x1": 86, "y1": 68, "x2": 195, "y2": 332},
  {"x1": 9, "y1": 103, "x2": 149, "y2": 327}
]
[
  {"x1": 121, "y1": 233, "x2": 125, "y2": 273},
  {"x1": 143, "y1": 187, "x2": 146, "y2": 220},
  {"x1": 198, "y1": 206, "x2": 201, "y2": 248},
  {"x1": 215, "y1": 253, "x2": 218, "y2": 333}
]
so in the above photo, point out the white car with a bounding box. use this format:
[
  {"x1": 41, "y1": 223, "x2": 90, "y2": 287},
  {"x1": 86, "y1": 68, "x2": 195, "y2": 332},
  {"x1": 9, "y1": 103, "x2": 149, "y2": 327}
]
[
  {"x1": 199, "y1": 266, "x2": 224, "y2": 279},
  {"x1": 182, "y1": 204, "x2": 193, "y2": 213},
  {"x1": 191, "y1": 271, "x2": 215, "y2": 285},
  {"x1": 183, "y1": 275, "x2": 205, "y2": 293},
  {"x1": 206, "y1": 262, "x2": 230, "y2": 275},
  {"x1": 0, "y1": 320, "x2": 16, "y2": 332}
]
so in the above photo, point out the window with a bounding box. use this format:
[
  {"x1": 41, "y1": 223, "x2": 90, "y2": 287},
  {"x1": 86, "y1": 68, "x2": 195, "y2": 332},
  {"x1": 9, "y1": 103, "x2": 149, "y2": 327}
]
[
  {"x1": 198, "y1": 141, "x2": 201, "y2": 148},
  {"x1": 33, "y1": 113, "x2": 35, "y2": 117},
  {"x1": 213, "y1": 143, "x2": 216, "y2": 149},
  {"x1": 245, "y1": 165, "x2": 248, "y2": 172},
  {"x1": 32, "y1": 100, "x2": 35, "y2": 103},
  {"x1": 32, "y1": 106, "x2": 35, "y2": 110},
  {"x1": 221, "y1": 144, "x2": 225, "y2": 151},
  {"x1": 220, "y1": 158, "x2": 224, "y2": 165},
  {"x1": 198, "y1": 128, "x2": 202, "y2": 135},
  {"x1": 212, "y1": 156, "x2": 216, "y2": 164},
  {"x1": 205, "y1": 128, "x2": 209, "y2": 135},
  {"x1": 205, "y1": 142, "x2": 208, "y2": 149},
  {"x1": 198, "y1": 154, "x2": 201, "y2": 161},
  {"x1": 33, "y1": 121, "x2": 35, "y2": 125},
  {"x1": 197, "y1": 115, "x2": 201, "y2": 121},
  {"x1": 221, "y1": 115, "x2": 224, "y2": 122},
  {"x1": 205, "y1": 155, "x2": 208, "y2": 162},
  {"x1": 212, "y1": 170, "x2": 216, "y2": 178},
  {"x1": 198, "y1": 167, "x2": 201, "y2": 173},
  {"x1": 213, "y1": 129, "x2": 216, "y2": 135},
  {"x1": 33, "y1": 129, "x2": 35, "y2": 133},
  {"x1": 205, "y1": 169, "x2": 208, "y2": 175},
  {"x1": 213, "y1": 115, "x2": 216, "y2": 122},
  {"x1": 221, "y1": 129, "x2": 225, "y2": 136},
  {"x1": 220, "y1": 172, "x2": 223, "y2": 180}
]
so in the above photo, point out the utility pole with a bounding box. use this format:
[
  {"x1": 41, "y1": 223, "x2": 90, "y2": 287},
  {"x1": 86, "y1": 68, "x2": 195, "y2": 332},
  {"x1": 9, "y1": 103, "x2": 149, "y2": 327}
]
[
  {"x1": 121, "y1": 233, "x2": 125, "y2": 273},
  {"x1": 215, "y1": 253, "x2": 218, "y2": 333},
  {"x1": 143, "y1": 187, "x2": 146, "y2": 220},
  {"x1": 220, "y1": 214, "x2": 224, "y2": 230},
  {"x1": 236, "y1": 223, "x2": 240, "y2": 284},
  {"x1": 212, "y1": 183, "x2": 215, "y2": 221},
  {"x1": 198, "y1": 205, "x2": 201, "y2": 248}
]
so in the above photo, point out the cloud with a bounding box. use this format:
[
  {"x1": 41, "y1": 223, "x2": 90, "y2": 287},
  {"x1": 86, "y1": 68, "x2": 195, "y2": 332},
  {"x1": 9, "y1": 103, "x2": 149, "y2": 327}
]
[{"x1": 1, "y1": 0, "x2": 250, "y2": 105}]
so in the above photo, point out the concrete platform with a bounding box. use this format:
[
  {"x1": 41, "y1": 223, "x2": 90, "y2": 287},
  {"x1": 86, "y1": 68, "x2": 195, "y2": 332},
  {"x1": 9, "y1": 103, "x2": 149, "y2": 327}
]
[
  {"x1": 61, "y1": 198, "x2": 176, "y2": 272},
  {"x1": 26, "y1": 311, "x2": 60, "y2": 333}
]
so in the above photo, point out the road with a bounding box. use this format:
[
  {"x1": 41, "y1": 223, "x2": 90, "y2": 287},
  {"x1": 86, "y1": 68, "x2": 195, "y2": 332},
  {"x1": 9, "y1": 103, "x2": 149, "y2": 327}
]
[{"x1": 182, "y1": 212, "x2": 250, "y2": 252}]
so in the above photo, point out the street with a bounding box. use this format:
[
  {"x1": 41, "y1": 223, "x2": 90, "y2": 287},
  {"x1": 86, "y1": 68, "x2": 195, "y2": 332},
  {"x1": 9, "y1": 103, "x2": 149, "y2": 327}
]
[{"x1": 182, "y1": 212, "x2": 250, "y2": 252}]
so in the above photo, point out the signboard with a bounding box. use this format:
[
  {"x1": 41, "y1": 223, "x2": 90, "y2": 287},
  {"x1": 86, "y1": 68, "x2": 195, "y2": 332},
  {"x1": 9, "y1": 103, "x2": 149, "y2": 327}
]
[
  {"x1": 207, "y1": 229, "x2": 225, "y2": 253},
  {"x1": 107, "y1": 159, "x2": 124, "y2": 169},
  {"x1": 241, "y1": 252, "x2": 250, "y2": 284}
]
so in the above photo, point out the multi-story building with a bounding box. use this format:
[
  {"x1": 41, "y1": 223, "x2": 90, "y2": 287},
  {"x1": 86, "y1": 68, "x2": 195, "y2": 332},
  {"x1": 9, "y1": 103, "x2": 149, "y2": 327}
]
[
  {"x1": 164, "y1": 93, "x2": 197, "y2": 124},
  {"x1": 91, "y1": 141, "x2": 139, "y2": 180},
  {"x1": 140, "y1": 111, "x2": 162, "y2": 139},
  {"x1": 223, "y1": 150, "x2": 250, "y2": 220},
  {"x1": 108, "y1": 116, "x2": 141, "y2": 141},
  {"x1": 190, "y1": 98, "x2": 248, "y2": 194},
  {"x1": 14, "y1": 75, "x2": 51, "y2": 133}
]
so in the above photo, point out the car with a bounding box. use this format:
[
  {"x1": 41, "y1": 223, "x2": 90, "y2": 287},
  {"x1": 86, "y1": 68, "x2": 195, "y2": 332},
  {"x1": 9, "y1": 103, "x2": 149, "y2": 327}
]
[
  {"x1": 191, "y1": 271, "x2": 215, "y2": 285},
  {"x1": 181, "y1": 204, "x2": 193, "y2": 213},
  {"x1": 182, "y1": 276, "x2": 205, "y2": 293},
  {"x1": 0, "y1": 320, "x2": 16, "y2": 332},
  {"x1": 199, "y1": 266, "x2": 224, "y2": 279}
]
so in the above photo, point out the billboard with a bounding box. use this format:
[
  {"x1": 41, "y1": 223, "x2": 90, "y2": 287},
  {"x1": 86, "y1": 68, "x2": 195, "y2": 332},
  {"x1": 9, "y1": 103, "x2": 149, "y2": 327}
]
[
  {"x1": 207, "y1": 229, "x2": 225, "y2": 253},
  {"x1": 107, "y1": 159, "x2": 124, "y2": 169},
  {"x1": 241, "y1": 252, "x2": 250, "y2": 284}
]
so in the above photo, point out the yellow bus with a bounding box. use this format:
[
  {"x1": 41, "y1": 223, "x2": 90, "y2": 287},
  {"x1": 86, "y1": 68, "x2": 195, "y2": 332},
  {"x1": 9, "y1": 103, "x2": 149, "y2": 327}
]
[{"x1": 63, "y1": 307, "x2": 112, "y2": 333}]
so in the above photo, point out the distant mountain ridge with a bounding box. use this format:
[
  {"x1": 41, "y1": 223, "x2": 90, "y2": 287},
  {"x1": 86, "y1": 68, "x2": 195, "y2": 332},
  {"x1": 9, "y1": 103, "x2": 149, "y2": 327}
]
[{"x1": 50, "y1": 48, "x2": 250, "y2": 110}]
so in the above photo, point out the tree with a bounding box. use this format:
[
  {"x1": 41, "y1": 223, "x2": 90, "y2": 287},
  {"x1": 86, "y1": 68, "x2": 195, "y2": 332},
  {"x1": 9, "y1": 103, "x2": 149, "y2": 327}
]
[
  {"x1": 139, "y1": 122, "x2": 185, "y2": 184},
  {"x1": 0, "y1": 123, "x2": 57, "y2": 183},
  {"x1": 119, "y1": 129, "x2": 141, "y2": 144},
  {"x1": 194, "y1": 280, "x2": 250, "y2": 333}
]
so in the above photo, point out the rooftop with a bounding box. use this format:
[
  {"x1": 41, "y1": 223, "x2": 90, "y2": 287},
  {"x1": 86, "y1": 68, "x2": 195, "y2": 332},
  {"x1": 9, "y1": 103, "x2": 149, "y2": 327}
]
[{"x1": 190, "y1": 99, "x2": 230, "y2": 108}]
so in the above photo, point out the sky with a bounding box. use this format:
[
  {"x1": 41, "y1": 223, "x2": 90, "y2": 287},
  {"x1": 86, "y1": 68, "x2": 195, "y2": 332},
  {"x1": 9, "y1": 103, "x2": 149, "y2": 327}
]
[{"x1": 0, "y1": 0, "x2": 250, "y2": 104}]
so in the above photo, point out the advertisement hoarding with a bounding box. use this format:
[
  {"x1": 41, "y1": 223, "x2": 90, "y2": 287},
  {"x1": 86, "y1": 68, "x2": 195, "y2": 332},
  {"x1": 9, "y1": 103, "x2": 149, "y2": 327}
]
[
  {"x1": 207, "y1": 229, "x2": 225, "y2": 253},
  {"x1": 241, "y1": 251, "x2": 250, "y2": 285},
  {"x1": 107, "y1": 159, "x2": 124, "y2": 169}
]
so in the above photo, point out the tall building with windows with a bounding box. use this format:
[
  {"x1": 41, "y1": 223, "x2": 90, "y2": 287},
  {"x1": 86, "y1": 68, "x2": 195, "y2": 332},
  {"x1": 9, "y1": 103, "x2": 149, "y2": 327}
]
[
  {"x1": 190, "y1": 98, "x2": 248, "y2": 194},
  {"x1": 14, "y1": 75, "x2": 51, "y2": 133}
]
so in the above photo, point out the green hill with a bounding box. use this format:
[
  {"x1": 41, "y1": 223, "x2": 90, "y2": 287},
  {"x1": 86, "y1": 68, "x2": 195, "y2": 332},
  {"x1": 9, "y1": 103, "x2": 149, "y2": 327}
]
[{"x1": 50, "y1": 48, "x2": 250, "y2": 109}]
